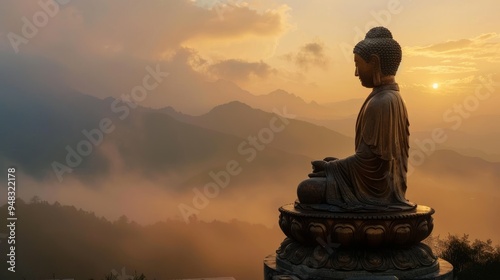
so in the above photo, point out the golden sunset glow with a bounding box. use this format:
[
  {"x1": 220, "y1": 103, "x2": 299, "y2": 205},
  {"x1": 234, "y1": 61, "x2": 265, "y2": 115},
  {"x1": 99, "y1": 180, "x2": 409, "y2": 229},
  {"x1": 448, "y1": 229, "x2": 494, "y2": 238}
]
[{"x1": 1, "y1": 1, "x2": 500, "y2": 278}]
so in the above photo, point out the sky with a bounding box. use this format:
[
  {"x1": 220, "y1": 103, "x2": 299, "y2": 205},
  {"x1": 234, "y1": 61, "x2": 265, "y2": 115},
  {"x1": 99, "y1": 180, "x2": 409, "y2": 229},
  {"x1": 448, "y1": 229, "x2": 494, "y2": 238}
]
[{"x1": 0, "y1": 0, "x2": 498, "y2": 107}]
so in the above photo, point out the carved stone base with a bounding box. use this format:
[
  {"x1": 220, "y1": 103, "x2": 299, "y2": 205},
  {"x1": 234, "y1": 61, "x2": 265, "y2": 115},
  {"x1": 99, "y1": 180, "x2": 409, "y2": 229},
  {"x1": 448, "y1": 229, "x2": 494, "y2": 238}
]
[
  {"x1": 266, "y1": 203, "x2": 453, "y2": 279},
  {"x1": 265, "y1": 252, "x2": 453, "y2": 280},
  {"x1": 279, "y1": 204, "x2": 435, "y2": 248},
  {"x1": 277, "y1": 237, "x2": 438, "y2": 276}
]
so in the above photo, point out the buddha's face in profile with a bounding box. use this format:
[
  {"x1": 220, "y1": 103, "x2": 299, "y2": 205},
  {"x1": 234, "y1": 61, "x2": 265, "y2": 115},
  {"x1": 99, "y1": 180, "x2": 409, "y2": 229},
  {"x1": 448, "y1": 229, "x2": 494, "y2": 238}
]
[
  {"x1": 354, "y1": 53, "x2": 376, "y2": 88},
  {"x1": 353, "y1": 27, "x2": 402, "y2": 89}
]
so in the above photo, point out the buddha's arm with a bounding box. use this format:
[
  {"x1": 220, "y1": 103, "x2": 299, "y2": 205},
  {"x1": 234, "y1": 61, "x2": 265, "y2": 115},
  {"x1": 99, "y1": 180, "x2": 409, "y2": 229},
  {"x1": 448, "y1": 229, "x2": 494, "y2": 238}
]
[
  {"x1": 359, "y1": 93, "x2": 397, "y2": 160},
  {"x1": 324, "y1": 156, "x2": 338, "y2": 162}
]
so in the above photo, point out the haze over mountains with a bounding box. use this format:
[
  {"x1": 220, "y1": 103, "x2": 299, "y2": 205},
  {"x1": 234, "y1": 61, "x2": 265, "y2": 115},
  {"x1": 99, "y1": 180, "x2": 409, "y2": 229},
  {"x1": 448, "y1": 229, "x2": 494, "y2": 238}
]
[
  {"x1": 162, "y1": 100, "x2": 353, "y2": 159},
  {"x1": 1, "y1": 52, "x2": 499, "y2": 279},
  {"x1": 0, "y1": 200, "x2": 284, "y2": 280},
  {"x1": 1, "y1": 68, "x2": 499, "y2": 240}
]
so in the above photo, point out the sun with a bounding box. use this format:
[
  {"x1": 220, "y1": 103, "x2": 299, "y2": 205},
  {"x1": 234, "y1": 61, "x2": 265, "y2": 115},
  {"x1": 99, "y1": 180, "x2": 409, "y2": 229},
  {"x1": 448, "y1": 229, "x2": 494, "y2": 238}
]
[{"x1": 432, "y1": 83, "x2": 439, "y2": 89}]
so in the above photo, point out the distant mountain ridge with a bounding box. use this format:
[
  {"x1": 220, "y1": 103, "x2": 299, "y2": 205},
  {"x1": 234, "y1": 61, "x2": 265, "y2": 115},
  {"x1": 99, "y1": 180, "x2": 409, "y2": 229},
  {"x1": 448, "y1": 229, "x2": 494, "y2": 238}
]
[
  {"x1": 167, "y1": 78, "x2": 358, "y2": 120},
  {"x1": 0, "y1": 83, "x2": 315, "y2": 190},
  {"x1": 162, "y1": 100, "x2": 354, "y2": 159}
]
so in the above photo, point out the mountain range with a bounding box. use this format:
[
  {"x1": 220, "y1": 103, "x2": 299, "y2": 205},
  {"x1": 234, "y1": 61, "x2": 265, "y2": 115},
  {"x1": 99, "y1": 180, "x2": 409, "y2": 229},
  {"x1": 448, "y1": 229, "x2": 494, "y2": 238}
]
[{"x1": 0, "y1": 73, "x2": 499, "y2": 241}]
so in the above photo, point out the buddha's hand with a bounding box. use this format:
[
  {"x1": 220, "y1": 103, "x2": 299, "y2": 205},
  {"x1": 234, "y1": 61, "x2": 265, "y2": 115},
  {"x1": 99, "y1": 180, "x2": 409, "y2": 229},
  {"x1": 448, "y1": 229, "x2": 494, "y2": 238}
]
[
  {"x1": 308, "y1": 160, "x2": 327, "y2": 178},
  {"x1": 323, "y1": 157, "x2": 338, "y2": 162}
]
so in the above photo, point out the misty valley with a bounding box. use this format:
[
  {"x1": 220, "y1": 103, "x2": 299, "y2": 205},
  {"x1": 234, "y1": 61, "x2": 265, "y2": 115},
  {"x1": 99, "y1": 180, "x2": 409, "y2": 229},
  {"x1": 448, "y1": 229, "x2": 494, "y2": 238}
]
[{"x1": 1, "y1": 77, "x2": 500, "y2": 279}]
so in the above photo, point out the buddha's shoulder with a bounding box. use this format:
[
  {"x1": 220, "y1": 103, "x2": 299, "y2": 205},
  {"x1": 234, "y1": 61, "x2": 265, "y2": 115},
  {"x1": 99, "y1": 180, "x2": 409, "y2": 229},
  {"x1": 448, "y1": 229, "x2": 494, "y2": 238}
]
[{"x1": 369, "y1": 89, "x2": 401, "y2": 106}]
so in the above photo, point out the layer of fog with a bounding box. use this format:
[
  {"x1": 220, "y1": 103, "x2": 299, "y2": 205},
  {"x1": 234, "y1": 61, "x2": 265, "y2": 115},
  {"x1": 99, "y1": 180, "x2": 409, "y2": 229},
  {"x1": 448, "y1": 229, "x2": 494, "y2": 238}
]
[{"x1": 13, "y1": 156, "x2": 500, "y2": 245}]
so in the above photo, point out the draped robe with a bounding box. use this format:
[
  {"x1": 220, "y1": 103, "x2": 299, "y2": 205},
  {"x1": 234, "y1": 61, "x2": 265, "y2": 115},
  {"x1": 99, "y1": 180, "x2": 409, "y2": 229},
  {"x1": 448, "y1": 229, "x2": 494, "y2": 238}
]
[{"x1": 299, "y1": 83, "x2": 415, "y2": 212}]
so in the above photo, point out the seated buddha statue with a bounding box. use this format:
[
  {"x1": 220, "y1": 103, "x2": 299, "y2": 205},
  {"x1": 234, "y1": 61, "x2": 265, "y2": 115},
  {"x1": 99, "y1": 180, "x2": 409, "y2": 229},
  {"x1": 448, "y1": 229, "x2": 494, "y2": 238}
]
[{"x1": 296, "y1": 26, "x2": 415, "y2": 212}]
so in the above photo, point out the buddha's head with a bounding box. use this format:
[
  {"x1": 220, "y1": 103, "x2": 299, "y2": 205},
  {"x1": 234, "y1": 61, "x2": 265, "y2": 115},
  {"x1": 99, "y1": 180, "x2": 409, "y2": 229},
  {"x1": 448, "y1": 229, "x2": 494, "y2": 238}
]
[{"x1": 353, "y1": 26, "x2": 402, "y2": 88}]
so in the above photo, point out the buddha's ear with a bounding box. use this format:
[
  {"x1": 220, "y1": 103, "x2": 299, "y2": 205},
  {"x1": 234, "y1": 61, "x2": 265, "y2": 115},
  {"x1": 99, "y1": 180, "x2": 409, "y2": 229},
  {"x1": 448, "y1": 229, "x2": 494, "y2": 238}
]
[{"x1": 370, "y1": 54, "x2": 382, "y2": 87}]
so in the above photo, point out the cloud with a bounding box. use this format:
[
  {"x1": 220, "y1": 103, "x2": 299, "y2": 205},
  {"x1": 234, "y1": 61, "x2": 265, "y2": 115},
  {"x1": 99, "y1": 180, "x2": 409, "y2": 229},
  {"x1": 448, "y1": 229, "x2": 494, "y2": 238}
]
[
  {"x1": 200, "y1": 2, "x2": 289, "y2": 37},
  {"x1": 0, "y1": 0, "x2": 292, "y2": 111},
  {"x1": 403, "y1": 32, "x2": 500, "y2": 80},
  {"x1": 0, "y1": 0, "x2": 289, "y2": 58},
  {"x1": 407, "y1": 65, "x2": 478, "y2": 74},
  {"x1": 208, "y1": 59, "x2": 276, "y2": 81},
  {"x1": 284, "y1": 41, "x2": 329, "y2": 71},
  {"x1": 418, "y1": 39, "x2": 473, "y2": 53},
  {"x1": 405, "y1": 32, "x2": 500, "y2": 62}
]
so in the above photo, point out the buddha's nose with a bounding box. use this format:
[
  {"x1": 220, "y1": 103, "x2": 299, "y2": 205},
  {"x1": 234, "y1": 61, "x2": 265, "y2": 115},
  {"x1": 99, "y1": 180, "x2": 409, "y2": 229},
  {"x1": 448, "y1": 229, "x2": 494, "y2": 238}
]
[{"x1": 355, "y1": 67, "x2": 359, "y2": 77}]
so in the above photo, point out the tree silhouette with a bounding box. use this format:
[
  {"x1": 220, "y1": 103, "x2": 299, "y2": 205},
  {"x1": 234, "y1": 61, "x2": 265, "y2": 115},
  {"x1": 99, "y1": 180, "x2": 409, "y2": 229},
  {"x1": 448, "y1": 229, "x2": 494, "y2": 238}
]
[
  {"x1": 439, "y1": 234, "x2": 500, "y2": 279},
  {"x1": 30, "y1": 195, "x2": 41, "y2": 204}
]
